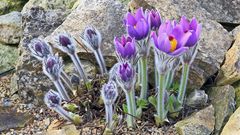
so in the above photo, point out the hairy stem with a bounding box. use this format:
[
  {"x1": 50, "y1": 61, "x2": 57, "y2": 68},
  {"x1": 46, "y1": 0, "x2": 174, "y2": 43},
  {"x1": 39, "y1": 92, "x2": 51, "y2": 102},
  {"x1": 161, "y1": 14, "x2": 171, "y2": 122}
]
[
  {"x1": 55, "y1": 105, "x2": 72, "y2": 121},
  {"x1": 125, "y1": 90, "x2": 136, "y2": 128},
  {"x1": 137, "y1": 59, "x2": 142, "y2": 86},
  {"x1": 140, "y1": 56, "x2": 148, "y2": 100},
  {"x1": 60, "y1": 71, "x2": 73, "y2": 90},
  {"x1": 70, "y1": 54, "x2": 88, "y2": 84},
  {"x1": 94, "y1": 49, "x2": 107, "y2": 75},
  {"x1": 105, "y1": 104, "x2": 113, "y2": 128},
  {"x1": 53, "y1": 80, "x2": 70, "y2": 101},
  {"x1": 177, "y1": 63, "x2": 190, "y2": 104},
  {"x1": 165, "y1": 70, "x2": 175, "y2": 89},
  {"x1": 157, "y1": 73, "x2": 166, "y2": 123}
]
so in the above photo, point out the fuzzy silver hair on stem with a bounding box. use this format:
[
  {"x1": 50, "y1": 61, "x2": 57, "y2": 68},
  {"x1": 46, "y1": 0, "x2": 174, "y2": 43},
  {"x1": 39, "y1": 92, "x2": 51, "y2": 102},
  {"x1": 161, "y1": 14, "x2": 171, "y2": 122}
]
[
  {"x1": 101, "y1": 80, "x2": 118, "y2": 129},
  {"x1": 28, "y1": 38, "x2": 53, "y2": 60},
  {"x1": 43, "y1": 54, "x2": 70, "y2": 101},
  {"x1": 79, "y1": 26, "x2": 107, "y2": 75},
  {"x1": 54, "y1": 33, "x2": 89, "y2": 85}
]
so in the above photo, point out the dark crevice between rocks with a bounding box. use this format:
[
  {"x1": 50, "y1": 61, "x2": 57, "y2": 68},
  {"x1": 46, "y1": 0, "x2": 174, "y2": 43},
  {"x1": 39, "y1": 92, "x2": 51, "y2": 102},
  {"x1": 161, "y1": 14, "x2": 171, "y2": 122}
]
[
  {"x1": 0, "y1": 68, "x2": 15, "y2": 78},
  {"x1": 201, "y1": 72, "x2": 218, "y2": 90},
  {"x1": 219, "y1": 22, "x2": 239, "y2": 32}
]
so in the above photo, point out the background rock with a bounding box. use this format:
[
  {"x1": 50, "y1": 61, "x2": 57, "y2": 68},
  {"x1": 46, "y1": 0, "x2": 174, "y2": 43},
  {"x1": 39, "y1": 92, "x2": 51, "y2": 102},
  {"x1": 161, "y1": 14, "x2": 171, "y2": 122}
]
[
  {"x1": 221, "y1": 107, "x2": 240, "y2": 135},
  {"x1": 0, "y1": 43, "x2": 18, "y2": 73},
  {"x1": 0, "y1": 11, "x2": 22, "y2": 45},
  {"x1": 0, "y1": 0, "x2": 28, "y2": 15},
  {"x1": 175, "y1": 105, "x2": 215, "y2": 135},
  {"x1": 208, "y1": 85, "x2": 235, "y2": 135},
  {"x1": 198, "y1": 0, "x2": 240, "y2": 23},
  {"x1": 216, "y1": 33, "x2": 240, "y2": 85}
]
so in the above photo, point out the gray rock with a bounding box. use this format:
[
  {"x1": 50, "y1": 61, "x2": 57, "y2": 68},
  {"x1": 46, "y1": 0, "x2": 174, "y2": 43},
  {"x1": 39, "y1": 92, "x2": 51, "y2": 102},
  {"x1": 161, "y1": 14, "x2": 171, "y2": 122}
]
[
  {"x1": 175, "y1": 105, "x2": 215, "y2": 135},
  {"x1": 208, "y1": 85, "x2": 235, "y2": 135},
  {"x1": 231, "y1": 25, "x2": 240, "y2": 39},
  {"x1": 0, "y1": 11, "x2": 22, "y2": 45},
  {"x1": 198, "y1": 0, "x2": 240, "y2": 23},
  {"x1": 11, "y1": 7, "x2": 70, "y2": 104},
  {"x1": 186, "y1": 90, "x2": 208, "y2": 107},
  {"x1": 147, "y1": 0, "x2": 233, "y2": 89},
  {"x1": 0, "y1": 43, "x2": 18, "y2": 73},
  {"x1": 0, "y1": 0, "x2": 28, "y2": 15}
]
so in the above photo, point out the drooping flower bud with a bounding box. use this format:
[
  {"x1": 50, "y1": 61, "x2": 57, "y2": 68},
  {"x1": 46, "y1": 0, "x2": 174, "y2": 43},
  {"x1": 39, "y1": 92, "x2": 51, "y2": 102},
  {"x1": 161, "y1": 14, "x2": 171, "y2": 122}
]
[
  {"x1": 28, "y1": 38, "x2": 53, "y2": 60},
  {"x1": 114, "y1": 35, "x2": 136, "y2": 61},
  {"x1": 55, "y1": 33, "x2": 76, "y2": 54},
  {"x1": 148, "y1": 9, "x2": 161, "y2": 30},
  {"x1": 101, "y1": 81, "x2": 118, "y2": 105},
  {"x1": 42, "y1": 54, "x2": 63, "y2": 81},
  {"x1": 44, "y1": 89, "x2": 62, "y2": 108},
  {"x1": 80, "y1": 26, "x2": 102, "y2": 51}
]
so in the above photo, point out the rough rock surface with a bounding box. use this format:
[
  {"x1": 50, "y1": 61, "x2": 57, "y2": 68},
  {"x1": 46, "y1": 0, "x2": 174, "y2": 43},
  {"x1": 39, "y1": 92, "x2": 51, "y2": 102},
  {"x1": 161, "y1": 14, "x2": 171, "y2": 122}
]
[
  {"x1": 0, "y1": 0, "x2": 28, "y2": 15},
  {"x1": 175, "y1": 105, "x2": 215, "y2": 135},
  {"x1": 208, "y1": 85, "x2": 235, "y2": 135},
  {"x1": 233, "y1": 81, "x2": 240, "y2": 108},
  {"x1": 216, "y1": 33, "x2": 240, "y2": 85},
  {"x1": 186, "y1": 90, "x2": 208, "y2": 107},
  {"x1": 0, "y1": 11, "x2": 22, "y2": 44},
  {"x1": 0, "y1": 43, "x2": 18, "y2": 73},
  {"x1": 11, "y1": 7, "x2": 69, "y2": 104},
  {"x1": 22, "y1": 0, "x2": 78, "y2": 13},
  {"x1": 146, "y1": 0, "x2": 232, "y2": 89},
  {"x1": 231, "y1": 25, "x2": 240, "y2": 39},
  {"x1": 45, "y1": 0, "x2": 128, "y2": 66},
  {"x1": 198, "y1": 0, "x2": 240, "y2": 23},
  {"x1": 221, "y1": 107, "x2": 240, "y2": 135}
]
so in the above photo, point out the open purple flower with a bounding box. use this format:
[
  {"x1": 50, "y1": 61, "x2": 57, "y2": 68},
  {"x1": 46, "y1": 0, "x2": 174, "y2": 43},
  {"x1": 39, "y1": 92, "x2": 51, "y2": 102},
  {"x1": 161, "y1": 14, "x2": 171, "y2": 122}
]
[
  {"x1": 151, "y1": 20, "x2": 192, "y2": 56},
  {"x1": 55, "y1": 33, "x2": 76, "y2": 54},
  {"x1": 28, "y1": 38, "x2": 53, "y2": 60},
  {"x1": 124, "y1": 7, "x2": 149, "y2": 40},
  {"x1": 114, "y1": 35, "x2": 136, "y2": 60},
  {"x1": 180, "y1": 16, "x2": 202, "y2": 47},
  {"x1": 149, "y1": 9, "x2": 161, "y2": 30}
]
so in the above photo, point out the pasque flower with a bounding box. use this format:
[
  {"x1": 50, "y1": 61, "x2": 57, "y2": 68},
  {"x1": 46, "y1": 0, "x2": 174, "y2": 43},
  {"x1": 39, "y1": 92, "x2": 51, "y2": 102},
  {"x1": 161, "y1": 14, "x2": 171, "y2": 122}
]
[
  {"x1": 44, "y1": 90, "x2": 81, "y2": 124},
  {"x1": 43, "y1": 54, "x2": 70, "y2": 101},
  {"x1": 124, "y1": 7, "x2": 149, "y2": 40},
  {"x1": 114, "y1": 35, "x2": 136, "y2": 61},
  {"x1": 149, "y1": 9, "x2": 161, "y2": 30},
  {"x1": 101, "y1": 80, "x2": 118, "y2": 129},
  {"x1": 79, "y1": 26, "x2": 107, "y2": 74},
  {"x1": 28, "y1": 38, "x2": 53, "y2": 60},
  {"x1": 180, "y1": 16, "x2": 202, "y2": 47},
  {"x1": 151, "y1": 20, "x2": 192, "y2": 56}
]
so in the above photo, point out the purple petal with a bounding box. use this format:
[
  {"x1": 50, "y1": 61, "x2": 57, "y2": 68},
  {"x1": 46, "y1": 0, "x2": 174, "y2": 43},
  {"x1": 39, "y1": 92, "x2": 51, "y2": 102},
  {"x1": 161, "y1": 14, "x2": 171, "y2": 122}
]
[
  {"x1": 135, "y1": 7, "x2": 145, "y2": 21},
  {"x1": 180, "y1": 16, "x2": 190, "y2": 32},
  {"x1": 126, "y1": 13, "x2": 137, "y2": 26},
  {"x1": 189, "y1": 17, "x2": 198, "y2": 31},
  {"x1": 169, "y1": 47, "x2": 189, "y2": 56},
  {"x1": 127, "y1": 25, "x2": 140, "y2": 40}
]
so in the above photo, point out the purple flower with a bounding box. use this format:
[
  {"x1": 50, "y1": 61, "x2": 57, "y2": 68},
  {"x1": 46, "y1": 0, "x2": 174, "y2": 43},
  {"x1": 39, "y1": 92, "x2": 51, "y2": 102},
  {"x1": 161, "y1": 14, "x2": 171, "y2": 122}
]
[
  {"x1": 151, "y1": 20, "x2": 192, "y2": 56},
  {"x1": 55, "y1": 33, "x2": 76, "y2": 54},
  {"x1": 180, "y1": 16, "x2": 202, "y2": 47},
  {"x1": 114, "y1": 35, "x2": 136, "y2": 60},
  {"x1": 44, "y1": 89, "x2": 62, "y2": 108},
  {"x1": 124, "y1": 7, "x2": 150, "y2": 40},
  {"x1": 101, "y1": 81, "x2": 118, "y2": 105},
  {"x1": 43, "y1": 54, "x2": 63, "y2": 81},
  {"x1": 81, "y1": 26, "x2": 102, "y2": 51},
  {"x1": 28, "y1": 38, "x2": 53, "y2": 60},
  {"x1": 149, "y1": 9, "x2": 161, "y2": 30},
  {"x1": 119, "y1": 62, "x2": 135, "y2": 82}
]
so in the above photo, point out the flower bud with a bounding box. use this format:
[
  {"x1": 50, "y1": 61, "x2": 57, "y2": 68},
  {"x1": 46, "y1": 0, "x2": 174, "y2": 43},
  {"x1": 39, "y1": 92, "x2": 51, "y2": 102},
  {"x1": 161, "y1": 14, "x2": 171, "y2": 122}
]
[
  {"x1": 149, "y1": 9, "x2": 161, "y2": 30},
  {"x1": 101, "y1": 81, "x2": 118, "y2": 105},
  {"x1": 44, "y1": 89, "x2": 62, "y2": 108},
  {"x1": 55, "y1": 33, "x2": 76, "y2": 54},
  {"x1": 28, "y1": 38, "x2": 53, "y2": 60}
]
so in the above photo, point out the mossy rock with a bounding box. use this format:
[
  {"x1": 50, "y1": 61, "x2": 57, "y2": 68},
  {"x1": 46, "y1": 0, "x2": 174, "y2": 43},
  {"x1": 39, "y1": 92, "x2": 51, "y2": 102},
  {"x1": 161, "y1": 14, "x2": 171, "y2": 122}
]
[{"x1": 0, "y1": 0, "x2": 28, "y2": 15}]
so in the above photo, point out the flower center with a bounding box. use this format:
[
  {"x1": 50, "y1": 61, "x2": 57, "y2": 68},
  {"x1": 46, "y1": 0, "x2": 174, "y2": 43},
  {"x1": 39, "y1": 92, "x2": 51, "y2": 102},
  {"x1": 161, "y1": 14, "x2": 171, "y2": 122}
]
[{"x1": 169, "y1": 36, "x2": 177, "y2": 52}]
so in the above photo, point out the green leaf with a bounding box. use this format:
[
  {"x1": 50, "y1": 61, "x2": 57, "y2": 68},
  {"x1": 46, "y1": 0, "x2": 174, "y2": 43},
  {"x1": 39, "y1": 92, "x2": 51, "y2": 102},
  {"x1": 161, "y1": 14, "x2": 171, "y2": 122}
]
[
  {"x1": 166, "y1": 95, "x2": 182, "y2": 114},
  {"x1": 136, "y1": 107, "x2": 142, "y2": 118},
  {"x1": 171, "y1": 82, "x2": 180, "y2": 93},
  {"x1": 136, "y1": 99, "x2": 148, "y2": 109},
  {"x1": 148, "y1": 96, "x2": 157, "y2": 109},
  {"x1": 63, "y1": 103, "x2": 78, "y2": 112},
  {"x1": 122, "y1": 104, "x2": 128, "y2": 113}
]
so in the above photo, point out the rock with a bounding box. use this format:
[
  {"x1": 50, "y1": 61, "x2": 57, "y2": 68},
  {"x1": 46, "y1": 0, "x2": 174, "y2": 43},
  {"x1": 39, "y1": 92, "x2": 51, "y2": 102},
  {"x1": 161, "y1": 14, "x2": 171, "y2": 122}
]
[
  {"x1": 231, "y1": 25, "x2": 240, "y2": 39},
  {"x1": 186, "y1": 90, "x2": 208, "y2": 108},
  {"x1": 0, "y1": 0, "x2": 28, "y2": 15},
  {"x1": 198, "y1": 0, "x2": 240, "y2": 23},
  {"x1": 46, "y1": 124, "x2": 80, "y2": 135},
  {"x1": 216, "y1": 33, "x2": 240, "y2": 85},
  {"x1": 147, "y1": 0, "x2": 233, "y2": 89},
  {"x1": 11, "y1": 7, "x2": 70, "y2": 104},
  {"x1": 45, "y1": 0, "x2": 128, "y2": 67},
  {"x1": 22, "y1": 0, "x2": 78, "y2": 13},
  {"x1": 232, "y1": 81, "x2": 240, "y2": 108},
  {"x1": 208, "y1": 85, "x2": 235, "y2": 135},
  {"x1": 0, "y1": 11, "x2": 22, "y2": 45},
  {"x1": 221, "y1": 107, "x2": 240, "y2": 135},
  {"x1": 0, "y1": 106, "x2": 33, "y2": 132},
  {"x1": 0, "y1": 43, "x2": 18, "y2": 72},
  {"x1": 175, "y1": 105, "x2": 215, "y2": 135}
]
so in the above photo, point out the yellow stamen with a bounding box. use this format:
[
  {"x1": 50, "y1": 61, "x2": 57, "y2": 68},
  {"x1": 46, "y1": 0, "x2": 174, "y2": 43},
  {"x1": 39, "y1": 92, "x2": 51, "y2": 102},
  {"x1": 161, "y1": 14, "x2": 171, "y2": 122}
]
[{"x1": 170, "y1": 38, "x2": 177, "y2": 52}]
